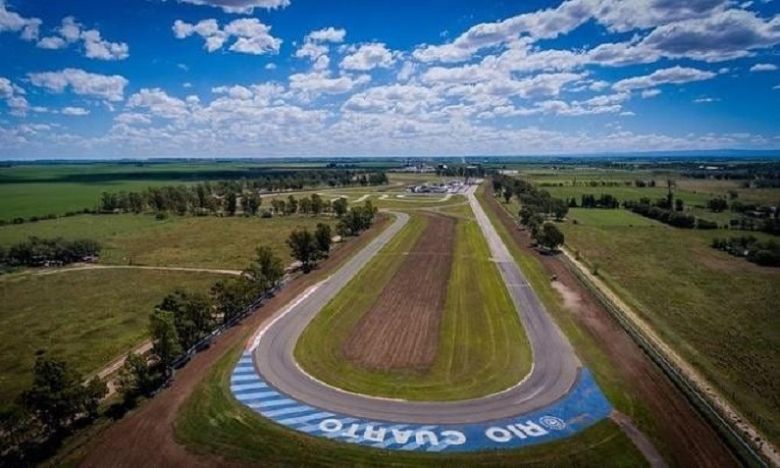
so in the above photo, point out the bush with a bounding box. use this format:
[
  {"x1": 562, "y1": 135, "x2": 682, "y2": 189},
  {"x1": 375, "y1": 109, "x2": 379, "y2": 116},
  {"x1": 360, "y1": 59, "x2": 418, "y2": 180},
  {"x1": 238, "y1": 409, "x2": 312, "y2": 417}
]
[{"x1": 696, "y1": 219, "x2": 718, "y2": 230}]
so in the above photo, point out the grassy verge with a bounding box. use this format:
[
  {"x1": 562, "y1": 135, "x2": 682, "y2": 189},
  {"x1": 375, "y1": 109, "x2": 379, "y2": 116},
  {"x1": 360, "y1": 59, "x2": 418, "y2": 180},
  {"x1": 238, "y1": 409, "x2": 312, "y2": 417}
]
[
  {"x1": 559, "y1": 211, "x2": 780, "y2": 441},
  {"x1": 0, "y1": 268, "x2": 224, "y2": 404},
  {"x1": 174, "y1": 342, "x2": 646, "y2": 467},
  {"x1": 294, "y1": 207, "x2": 531, "y2": 400}
]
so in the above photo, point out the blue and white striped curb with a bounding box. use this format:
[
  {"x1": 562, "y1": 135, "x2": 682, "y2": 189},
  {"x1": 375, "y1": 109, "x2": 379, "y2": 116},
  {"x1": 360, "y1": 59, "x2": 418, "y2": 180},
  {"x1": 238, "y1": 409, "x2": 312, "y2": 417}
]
[{"x1": 231, "y1": 352, "x2": 611, "y2": 452}]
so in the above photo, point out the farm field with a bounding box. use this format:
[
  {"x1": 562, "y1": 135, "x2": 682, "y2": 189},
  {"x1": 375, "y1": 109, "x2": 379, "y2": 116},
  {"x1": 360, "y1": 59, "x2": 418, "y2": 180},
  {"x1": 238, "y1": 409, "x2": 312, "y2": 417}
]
[
  {"x1": 0, "y1": 213, "x2": 336, "y2": 269},
  {"x1": 558, "y1": 211, "x2": 780, "y2": 441},
  {"x1": 0, "y1": 268, "x2": 225, "y2": 404},
  {"x1": 295, "y1": 206, "x2": 532, "y2": 400}
]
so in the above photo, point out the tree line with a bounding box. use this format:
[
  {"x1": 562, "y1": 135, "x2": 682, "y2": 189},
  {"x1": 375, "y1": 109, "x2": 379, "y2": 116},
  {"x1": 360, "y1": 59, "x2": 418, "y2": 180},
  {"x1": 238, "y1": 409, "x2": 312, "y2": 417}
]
[
  {"x1": 98, "y1": 171, "x2": 387, "y2": 216},
  {"x1": 0, "y1": 237, "x2": 100, "y2": 268},
  {"x1": 711, "y1": 236, "x2": 780, "y2": 267},
  {"x1": 492, "y1": 175, "x2": 566, "y2": 251}
]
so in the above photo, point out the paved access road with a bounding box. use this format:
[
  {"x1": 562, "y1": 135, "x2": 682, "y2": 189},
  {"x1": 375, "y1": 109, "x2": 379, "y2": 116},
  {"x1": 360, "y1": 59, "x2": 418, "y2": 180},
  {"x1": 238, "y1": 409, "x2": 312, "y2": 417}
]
[{"x1": 250, "y1": 184, "x2": 584, "y2": 424}]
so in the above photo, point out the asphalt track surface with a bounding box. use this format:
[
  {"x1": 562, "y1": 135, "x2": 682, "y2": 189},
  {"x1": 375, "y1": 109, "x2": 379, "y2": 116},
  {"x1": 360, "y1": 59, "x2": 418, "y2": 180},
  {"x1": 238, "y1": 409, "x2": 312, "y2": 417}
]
[{"x1": 251, "y1": 184, "x2": 582, "y2": 424}]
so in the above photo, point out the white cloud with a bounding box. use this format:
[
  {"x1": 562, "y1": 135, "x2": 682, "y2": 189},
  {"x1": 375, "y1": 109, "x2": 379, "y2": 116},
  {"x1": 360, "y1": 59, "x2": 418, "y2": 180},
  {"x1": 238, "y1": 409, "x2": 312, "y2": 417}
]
[
  {"x1": 613, "y1": 66, "x2": 716, "y2": 91},
  {"x1": 305, "y1": 27, "x2": 346, "y2": 43},
  {"x1": 127, "y1": 88, "x2": 191, "y2": 119},
  {"x1": 289, "y1": 71, "x2": 370, "y2": 96},
  {"x1": 0, "y1": 1, "x2": 41, "y2": 41},
  {"x1": 694, "y1": 96, "x2": 719, "y2": 103},
  {"x1": 37, "y1": 36, "x2": 66, "y2": 49},
  {"x1": 61, "y1": 106, "x2": 90, "y2": 116},
  {"x1": 750, "y1": 63, "x2": 778, "y2": 72},
  {"x1": 0, "y1": 76, "x2": 29, "y2": 116},
  {"x1": 641, "y1": 88, "x2": 661, "y2": 98},
  {"x1": 33, "y1": 16, "x2": 129, "y2": 60},
  {"x1": 28, "y1": 68, "x2": 128, "y2": 102},
  {"x1": 340, "y1": 43, "x2": 397, "y2": 71},
  {"x1": 177, "y1": 0, "x2": 290, "y2": 14},
  {"x1": 114, "y1": 112, "x2": 152, "y2": 125},
  {"x1": 265, "y1": 63, "x2": 277, "y2": 70},
  {"x1": 173, "y1": 18, "x2": 281, "y2": 55}
]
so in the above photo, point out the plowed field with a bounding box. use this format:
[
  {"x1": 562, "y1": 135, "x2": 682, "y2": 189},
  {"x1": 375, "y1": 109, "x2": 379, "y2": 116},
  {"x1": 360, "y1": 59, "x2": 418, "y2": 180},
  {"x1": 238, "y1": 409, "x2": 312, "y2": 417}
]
[{"x1": 342, "y1": 213, "x2": 455, "y2": 370}]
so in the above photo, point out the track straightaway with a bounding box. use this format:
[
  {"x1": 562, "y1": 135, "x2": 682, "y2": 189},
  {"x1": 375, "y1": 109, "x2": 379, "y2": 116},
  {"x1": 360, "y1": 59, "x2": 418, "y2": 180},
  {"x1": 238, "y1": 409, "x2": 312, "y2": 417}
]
[{"x1": 250, "y1": 185, "x2": 584, "y2": 424}]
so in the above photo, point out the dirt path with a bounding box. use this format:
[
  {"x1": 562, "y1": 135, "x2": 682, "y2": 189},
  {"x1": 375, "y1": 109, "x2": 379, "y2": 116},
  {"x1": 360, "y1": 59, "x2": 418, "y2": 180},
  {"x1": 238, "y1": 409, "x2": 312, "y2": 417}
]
[
  {"x1": 342, "y1": 213, "x2": 456, "y2": 370},
  {"x1": 563, "y1": 248, "x2": 779, "y2": 465},
  {"x1": 610, "y1": 411, "x2": 667, "y2": 468},
  {"x1": 482, "y1": 193, "x2": 737, "y2": 467},
  {"x1": 35, "y1": 264, "x2": 243, "y2": 276},
  {"x1": 77, "y1": 217, "x2": 391, "y2": 468}
]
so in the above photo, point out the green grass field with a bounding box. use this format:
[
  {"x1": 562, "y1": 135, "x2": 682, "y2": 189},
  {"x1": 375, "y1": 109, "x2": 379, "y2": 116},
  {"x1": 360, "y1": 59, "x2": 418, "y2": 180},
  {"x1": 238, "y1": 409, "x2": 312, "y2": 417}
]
[
  {"x1": 295, "y1": 208, "x2": 532, "y2": 400},
  {"x1": 0, "y1": 213, "x2": 336, "y2": 269},
  {"x1": 559, "y1": 215, "x2": 780, "y2": 441},
  {"x1": 0, "y1": 268, "x2": 225, "y2": 404},
  {"x1": 175, "y1": 343, "x2": 645, "y2": 467}
]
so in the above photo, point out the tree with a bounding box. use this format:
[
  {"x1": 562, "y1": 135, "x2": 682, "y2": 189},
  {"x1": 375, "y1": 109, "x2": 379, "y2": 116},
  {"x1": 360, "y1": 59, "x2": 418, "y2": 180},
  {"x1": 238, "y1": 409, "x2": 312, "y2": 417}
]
[
  {"x1": 287, "y1": 228, "x2": 319, "y2": 272},
  {"x1": 286, "y1": 195, "x2": 299, "y2": 214},
  {"x1": 299, "y1": 197, "x2": 312, "y2": 214},
  {"x1": 157, "y1": 291, "x2": 214, "y2": 349},
  {"x1": 332, "y1": 197, "x2": 348, "y2": 217},
  {"x1": 536, "y1": 223, "x2": 564, "y2": 251},
  {"x1": 310, "y1": 194, "x2": 324, "y2": 215},
  {"x1": 314, "y1": 223, "x2": 332, "y2": 256},
  {"x1": 707, "y1": 197, "x2": 728, "y2": 212},
  {"x1": 83, "y1": 376, "x2": 108, "y2": 419},
  {"x1": 552, "y1": 199, "x2": 569, "y2": 221},
  {"x1": 225, "y1": 192, "x2": 238, "y2": 216},
  {"x1": 149, "y1": 310, "x2": 182, "y2": 368},
  {"x1": 675, "y1": 198, "x2": 684, "y2": 212},
  {"x1": 117, "y1": 352, "x2": 157, "y2": 405},
  {"x1": 211, "y1": 279, "x2": 253, "y2": 324},
  {"x1": 502, "y1": 188, "x2": 513, "y2": 204},
  {"x1": 21, "y1": 355, "x2": 105, "y2": 433},
  {"x1": 252, "y1": 245, "x2": 285, "y2": 286},
  {"x1": 244, "y1": 192, "x2": 261, "y2": 216}
]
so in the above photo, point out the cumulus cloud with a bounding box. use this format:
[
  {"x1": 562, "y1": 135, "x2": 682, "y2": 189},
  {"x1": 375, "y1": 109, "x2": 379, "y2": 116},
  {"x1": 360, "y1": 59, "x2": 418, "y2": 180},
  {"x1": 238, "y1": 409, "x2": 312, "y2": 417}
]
[
  {"x1": 28, "y1": 68, "x2": 129, "y2": 102},
  {"x1": 173, "y1": 18, "x2": 281, "y2": 55},
  {"x1": 0, "y1": 1, "x2": 41, "y2": 41},
  {"x1": 613, "y1": 66, "x2": 716, "y2": 91},
  {"x1": 340, "y1": 43, "x2": 397, "y2": 71},
  {"x1": 61, "y1": 106, "x2": 90, "y2": 116},
  {"x1": 34, "y1": 16, "x2": 129, "y2": 60},
  {"x1": 305, "y1": 27, "x2": 345, "y2": 44},
  {"x1": 750, "y1": 63, "x2": 778, "y2": 72},
  {"x1": 0, "y1": 76, "x2": 29, "y2": 116},
  {"x1": 641, "y1": 88, "x2": 662, "y2": 98},
  {"x1": 289, "y1": 71, "x2": 370, "y2": 96},
  {"x1": 177, "y1": 0, "x2": 290, "y2": 14}
]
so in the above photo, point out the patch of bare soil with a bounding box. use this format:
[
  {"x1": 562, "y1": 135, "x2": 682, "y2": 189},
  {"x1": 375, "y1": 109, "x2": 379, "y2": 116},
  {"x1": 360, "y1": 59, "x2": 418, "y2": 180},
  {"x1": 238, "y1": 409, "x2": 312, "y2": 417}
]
[
  {"x1": 483, "y1": 194, "x2": 737, "y2": 467},
  {"x1": 77, "y1": 217, "x2": 390, "y2": 468},
  {"x1": 342, "y1": 213, "x2": 456, "y2": 370}
]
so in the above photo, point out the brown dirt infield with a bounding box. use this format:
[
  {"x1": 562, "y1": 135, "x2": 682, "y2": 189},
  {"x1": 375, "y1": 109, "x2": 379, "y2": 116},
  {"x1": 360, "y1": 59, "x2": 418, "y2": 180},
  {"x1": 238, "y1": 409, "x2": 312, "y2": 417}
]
[
  {"x1": 342, "y1": 212, "x2": 456, "y2": 371},
  {"x1": 483, "y1": 192, "x2": 737, "y2": 467}
]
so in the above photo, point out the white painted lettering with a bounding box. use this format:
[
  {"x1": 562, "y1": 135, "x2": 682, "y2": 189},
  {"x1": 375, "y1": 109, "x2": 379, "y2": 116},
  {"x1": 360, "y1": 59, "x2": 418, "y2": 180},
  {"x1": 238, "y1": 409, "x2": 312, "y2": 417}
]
[
  {"x1": 516, "y1": 420, "x2": 549, "y2": 437},
  {"x1": 415, "y1": 430, "x2": 439, "y2": 446},
  {"x1": 363, "y1": 425, "x2": 386, "y2": 443},
  {"x1": 441, "y1": 430, "x2": 466, "y2": 445},
  {"x1": 507, "y1": 424, "x2": 527, "y2": 439},
  {"x1": 319, "y1": 419, "x2": 342, "y2": 433},
  {"x1": 391, "y1": 428, "x2": 414, "y2": 444},
  {"x1": 344, "y1": 423, "x2": 361, "y2": 438},
  {"x1": 485, "y1": 427, "x2": 512, "y2": 443}
]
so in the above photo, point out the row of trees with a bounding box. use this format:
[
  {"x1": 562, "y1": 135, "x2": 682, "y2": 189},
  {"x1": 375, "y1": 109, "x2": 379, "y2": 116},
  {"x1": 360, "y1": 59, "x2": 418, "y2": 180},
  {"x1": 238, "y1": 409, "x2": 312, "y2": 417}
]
[
  {"x1": 0, "y1": 237, "x2": 100, "y2": 267},
  {"x1": 98, "y1": 170, "x2": 387, "y2": 216},
  {"x1": 624, "y1": 200, "x2": 697, "y2": 228},
  {"x1": 711, "y1": 236, "x2": 780, "y2": 267},
  {"x1": 1, "y1": 355, "x2": 107, "y2": 462},
  {"x1": 492, "y1": 175, "x2": 566, "y2": 251},
  {"x1": 577, "y1": 194, "x2": 621, "y2": 209}
]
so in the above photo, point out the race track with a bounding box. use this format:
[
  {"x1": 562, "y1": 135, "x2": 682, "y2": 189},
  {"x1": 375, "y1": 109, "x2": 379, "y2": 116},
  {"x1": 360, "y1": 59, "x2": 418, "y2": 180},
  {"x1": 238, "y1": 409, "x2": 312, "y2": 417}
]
[{"x1": 237, "y1": 184, "x2": 611, "y2": 452}]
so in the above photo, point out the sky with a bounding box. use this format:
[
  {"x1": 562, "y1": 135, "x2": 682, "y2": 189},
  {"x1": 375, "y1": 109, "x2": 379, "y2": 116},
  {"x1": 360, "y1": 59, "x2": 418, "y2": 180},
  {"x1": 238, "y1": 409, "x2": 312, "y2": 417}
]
[{"x1": 1, "y1": 0, "x2": 780, "y2": 159}]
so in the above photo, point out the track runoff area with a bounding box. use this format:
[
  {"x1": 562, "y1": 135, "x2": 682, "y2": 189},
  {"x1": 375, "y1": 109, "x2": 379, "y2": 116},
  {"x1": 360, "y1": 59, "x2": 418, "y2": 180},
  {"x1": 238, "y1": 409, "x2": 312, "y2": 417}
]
[{"x1": 231, "y1": 185, "x2": 612, "y2": 453}]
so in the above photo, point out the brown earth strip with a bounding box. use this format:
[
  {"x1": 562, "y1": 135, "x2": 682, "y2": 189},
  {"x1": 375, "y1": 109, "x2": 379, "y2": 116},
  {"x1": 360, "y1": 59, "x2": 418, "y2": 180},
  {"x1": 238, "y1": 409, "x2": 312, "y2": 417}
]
[
  {"x1": 342, "y1": 213, "x2": 456, "y2": 371},
  {"x1": 482, "y1": 192, "x2": 737, "y2": 467},
  {"x1": 76, "y1": 217, "x2": 390, "y2": 468}
]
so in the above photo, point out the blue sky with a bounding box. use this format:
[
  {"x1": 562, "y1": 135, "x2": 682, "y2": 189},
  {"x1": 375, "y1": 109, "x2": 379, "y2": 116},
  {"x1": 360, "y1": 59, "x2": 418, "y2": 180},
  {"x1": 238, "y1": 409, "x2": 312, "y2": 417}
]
[{"x1": 1, "y1": 0, "x2": 779, "y2": 158}]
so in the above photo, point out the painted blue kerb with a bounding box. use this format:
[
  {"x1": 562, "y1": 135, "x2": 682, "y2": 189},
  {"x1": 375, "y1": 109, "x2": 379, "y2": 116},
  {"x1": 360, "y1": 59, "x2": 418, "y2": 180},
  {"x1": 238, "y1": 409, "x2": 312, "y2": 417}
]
[{"x1": 230, "y1": 352, "x2": 612, "y2": 453}]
